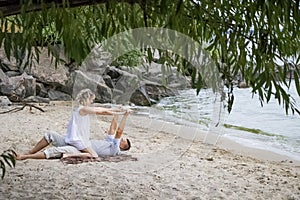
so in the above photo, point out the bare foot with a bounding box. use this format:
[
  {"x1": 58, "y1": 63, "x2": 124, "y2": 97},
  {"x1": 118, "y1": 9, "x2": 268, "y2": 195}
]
[{"x1": 15, "y1": 154, "x2": 26, "y2": 160}]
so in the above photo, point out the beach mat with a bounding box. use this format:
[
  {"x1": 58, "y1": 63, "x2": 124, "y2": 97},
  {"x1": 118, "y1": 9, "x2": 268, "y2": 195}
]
[{"x1": 60, "y1": 154, "x2": 138, "y2": 164}]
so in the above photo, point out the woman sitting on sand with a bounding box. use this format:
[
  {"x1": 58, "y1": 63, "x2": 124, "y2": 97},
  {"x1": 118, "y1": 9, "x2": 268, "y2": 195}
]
[{"x1": 64, "y1": 88, "x2": 126, "y2": 157}]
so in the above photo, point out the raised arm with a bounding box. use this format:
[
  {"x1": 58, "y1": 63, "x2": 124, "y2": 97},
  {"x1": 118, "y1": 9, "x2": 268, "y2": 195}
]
[
  {"x1": 108, "y1": 115, "x2": 119, "y2": 136},
  {"x1": 79, "y1": 106, "x2": 125, "y2": 116},
  {"x1": 115, "y1": 110, "x2": 131, "y2": 139}
]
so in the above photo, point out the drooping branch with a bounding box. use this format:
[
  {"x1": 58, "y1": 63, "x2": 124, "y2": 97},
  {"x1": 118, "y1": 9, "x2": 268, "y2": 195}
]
[{"x1": 0, "y1": 0, "x2": 140, "y2": 17}]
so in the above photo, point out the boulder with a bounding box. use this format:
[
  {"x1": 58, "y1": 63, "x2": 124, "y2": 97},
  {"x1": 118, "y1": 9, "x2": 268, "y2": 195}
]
[
  {"x1": 128, "y1": 83, "x2": 176, "y2": 106},
  {"x1": 23, "y1": 96, "x2": 50, "y2": 103},
  {"x1": 70, "y1": 70, "x2": 112, "y2": 103},
  {"x1": 36, "y1": 82, "x2": 48, "y2": 97},
  {"x1": 0, "y1": 44, "x2": 191, "y2": 106},
  {"x1": 0, "y1": 68, "x2": 9, "y2": 83},
  {"x1": 80, "y1": 46, "x2": 112, "y2": 74},
  {"x1": 22, "y1": 73, "x2": 36, "y2": 97},
  {"x1": 238, "y1": 81, "x2": 249, "y2": 88},
  {"x1": 130, "y1": 87, "x2": 152, "y2": 106},
  {"x1": 144, "y1": 82, "x2": 176, "y2": 101},
  {"x1": 5, "y1": 71, "x2": 21, "y2": 77},
  {"x1": 0, "y1": 48, "x2": 19, "y2": 72},
  {"x1": 48, "y1": 89, "x2": 72, "y2": 101},
  {"x1": 25, "y1": 48, "x2": 69, "y2": 86},
  {"x1": 0, "y1": 96, "x2": 12, "y2": 107},
  {"x1": 135, "y1": 62, "x2": 190, "y2": 90},
  {"x1": 107, "y1": 67, "x2": 140, "y2": 104},
  {"x1": 0, "y1": 73, "x2": 36, "y2": 102}
]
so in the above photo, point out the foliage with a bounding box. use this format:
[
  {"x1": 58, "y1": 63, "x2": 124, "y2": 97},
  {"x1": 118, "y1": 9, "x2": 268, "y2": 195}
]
[
  {"x1": 224, "y1": 123, "x2": 285, "y2": 138},
  {"x1": 0, "y1": 149, "x2": 16, "y2": 179},
  {"x1": 0, "y1": 0, "x2": 299, "y2": 114},
  {"x1": 111, "y1": 49, "x2": 144, "y2": 67}
]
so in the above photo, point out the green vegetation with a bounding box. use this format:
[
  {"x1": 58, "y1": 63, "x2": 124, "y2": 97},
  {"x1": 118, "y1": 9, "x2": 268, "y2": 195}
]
[
  {"x1": 0, "y1": 0, "x2": 299, "y2": 179},
  {"x1": 1, "y1": 149, "x2": 16, "y2": 179},
  {"x1": 0, "y1": 0, "x2": 299, "y2": 114},
  {"x1": 111, "y1": 49, "x2": 144, "y2": 67},
  {"x1": 224, "y1": 123, "x2": 285, "y2": 139}
]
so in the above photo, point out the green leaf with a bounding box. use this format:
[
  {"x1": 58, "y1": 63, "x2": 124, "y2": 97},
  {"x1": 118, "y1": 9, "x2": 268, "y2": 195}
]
[
  {"x1": 294, "y1": 71, "x2": 300, "y2": 97},
  {"x1": 4, "y1": 36, "x2": 11, "y2": 60},
  {"x1": 175, "y1": 0, "x2": 183, "y2": 15},
  {"x1": 1, "y1": 162, "x2": 6, "y2": 180},
  {"x1": 196, "y1": 72, "x2": 203, "y2": 94},
  {"x1": 1, "y1": 154, "x2": 14, "y2": 168},
  {"x1": 253, "y1": 72, "x2": 266, "y2": 91},
  {"x1": 147, "y1": 48, "x2": 153, "y2": 63},
  {"x1": 265, "y1": 84, "x2": 272, "y2": 103}
]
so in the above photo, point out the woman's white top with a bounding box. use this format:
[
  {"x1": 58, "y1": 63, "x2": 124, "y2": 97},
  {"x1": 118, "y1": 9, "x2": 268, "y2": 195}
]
[{"x1": 64, "y1": 106, "x2": 91, "y2": 150}]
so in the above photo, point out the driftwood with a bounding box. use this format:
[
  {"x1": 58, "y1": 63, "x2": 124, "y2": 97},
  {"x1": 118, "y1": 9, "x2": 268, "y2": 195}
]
[{"x1": 0, "y1": 103, "x2": 45, "y2": 114}]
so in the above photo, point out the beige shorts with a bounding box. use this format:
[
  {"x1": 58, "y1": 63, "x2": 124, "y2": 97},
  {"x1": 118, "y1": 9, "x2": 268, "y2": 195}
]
[{"x1": 43, "y1": 131, "x2": 80, "y2": 159}]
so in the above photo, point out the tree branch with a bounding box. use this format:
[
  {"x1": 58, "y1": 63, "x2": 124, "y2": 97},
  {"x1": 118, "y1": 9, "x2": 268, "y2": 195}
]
[{"x1": 0, "y1": 0, "x2": 140, "y2": 17}]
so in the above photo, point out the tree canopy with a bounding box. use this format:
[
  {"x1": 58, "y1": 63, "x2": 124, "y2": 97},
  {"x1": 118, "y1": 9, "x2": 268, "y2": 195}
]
[{"x1": 0, "y1": 0, "x2": 299, "y2": 114}]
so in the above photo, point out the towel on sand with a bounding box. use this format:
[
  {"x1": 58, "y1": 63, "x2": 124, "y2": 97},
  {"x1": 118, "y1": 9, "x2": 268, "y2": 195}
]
[{"x1": 61, "y1": 154, "x2": 137, "y2": 164}]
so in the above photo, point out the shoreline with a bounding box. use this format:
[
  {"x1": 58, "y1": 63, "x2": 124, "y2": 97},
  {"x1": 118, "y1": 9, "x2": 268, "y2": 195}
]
[
  {"x1": 151, "y1": 87, "x2": 300, "y2": 166},
  {"x1": 1, "y1": 100, "x2": 299, "y2": 165},
  {"x1": 133, "y1": 114, "x2": 300, "y2": 166},
  {"x1": 1, "y1": 101, "x2": 299, "y2": 199}
]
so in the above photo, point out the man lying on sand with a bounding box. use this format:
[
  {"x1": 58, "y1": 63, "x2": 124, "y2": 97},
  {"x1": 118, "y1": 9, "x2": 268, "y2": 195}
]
[{"x1": 16, "y1": 110, "x2": 131, "y2": 160}]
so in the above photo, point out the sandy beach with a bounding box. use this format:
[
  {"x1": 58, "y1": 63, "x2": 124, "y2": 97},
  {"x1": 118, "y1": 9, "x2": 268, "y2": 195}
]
[{"x1": 0, "y1": 102, "x2": 299, "y2": 199}]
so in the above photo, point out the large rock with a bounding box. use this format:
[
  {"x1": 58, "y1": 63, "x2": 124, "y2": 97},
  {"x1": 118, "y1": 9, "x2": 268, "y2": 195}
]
[
  {"x1": 25, "y1": 48, "x2": 69, "y2": 86},
  {"x1": 109, "y1": 64, "x2": 185, "y2": 105},
  {"x1": 48, "y1": 89, "x2": 72, "y2": 101},
  {"x1": 104, "y1": 66, "x2": 178, "y2": 105},
  {"x1": 80, "y1": 46, "x2": 112, "y2": 74},
  {"x1": 22, "y1": 73, "x2": 36, "y2": 97},
  {"x1": 36, "y1": 82, "x2": 48, "y2": 97},
  {"x1": 129, "y1": 83, "x2": 176, "y2": 106},
  {"x1": 144, "y1": 82, "x2": 176, "y2": 101},
  {"x1": 0, "y1": 48, "x2": 19, "y2": 72},
  {"x1": 119, "y1": 62, "x2": 191, "y2": 90},
  {"x1": 105, "y1": 66, "x2": 140, "y2": 104},
  {"x1": 0, "y1": 68, "x2": 9, "y2": 83},
  {"x1": 0, "y1": 44, "x2": 191, "y2": 106},
  {"x1": 130, "y1": 86, "x2": 152, "y2": 106},
  {"x1": 70, "y1": 70, "x2": 112, "y2": 103},
  {"x1": 23, "y1": 96, "x2": 50, "y2": 103},
  {"x1": 0, "y1": 72, "x2": 36, "y2": 102},
  {"x1": 0, "y1": 96, "x2": 12, "y2": 107}
]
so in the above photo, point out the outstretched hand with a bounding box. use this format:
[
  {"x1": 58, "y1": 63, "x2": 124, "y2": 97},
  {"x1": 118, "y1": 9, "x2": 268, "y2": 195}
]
[
  {"x1": 111, "y1": 105, "x2": 133, "y2": 115},
  {"x1": 124, "y1": 109, "x2": 133, "y2": 116}
]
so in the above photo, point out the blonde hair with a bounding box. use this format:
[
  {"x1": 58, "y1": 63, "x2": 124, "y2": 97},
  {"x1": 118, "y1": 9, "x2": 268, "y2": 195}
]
[{"x1": 75, "y1": 89, "x2": 95, "y2": 105}]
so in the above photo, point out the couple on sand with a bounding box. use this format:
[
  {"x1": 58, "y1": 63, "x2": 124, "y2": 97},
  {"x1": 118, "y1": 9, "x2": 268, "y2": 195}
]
[{"x1": 16, "y1": 89, "x2": 132, "y2": 161}]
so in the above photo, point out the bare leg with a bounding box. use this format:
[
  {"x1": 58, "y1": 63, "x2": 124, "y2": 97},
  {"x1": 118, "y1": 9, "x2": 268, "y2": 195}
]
[
  {"x1": 108, "y1": 115, "x2": 119, "y2": 135},
  {"x1": 16, "y1": 152, "x2": 46, "y2": 160},
  {"x1": 115, "y1": 111, "x2": 130, "y2": 139},
  {"x1": 27, "y1": 137, "x2": 49, "y2": 155},
  {"x1": 80, "y1": 147, "x2": 98, "y2": 157}
]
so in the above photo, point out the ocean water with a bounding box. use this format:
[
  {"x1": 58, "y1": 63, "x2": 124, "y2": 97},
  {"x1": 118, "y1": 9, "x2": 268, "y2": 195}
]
[{"x1": 136, "y1": 82, "x2": 300, "y2": 161}]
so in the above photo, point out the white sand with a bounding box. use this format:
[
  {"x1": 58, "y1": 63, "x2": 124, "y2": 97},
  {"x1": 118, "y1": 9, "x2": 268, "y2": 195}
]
[{"x1": 0, "y1": 102, "x2": 299, "y2": 199}]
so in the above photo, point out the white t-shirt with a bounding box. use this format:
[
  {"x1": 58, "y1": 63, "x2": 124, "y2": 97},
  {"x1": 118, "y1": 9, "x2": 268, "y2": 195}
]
[
  {"x1": 64, "y1": 106, "x2": 91, "y2": 150},
  {"x1": 91, "y1": 135, "x2": 121, "y2": 156}
]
